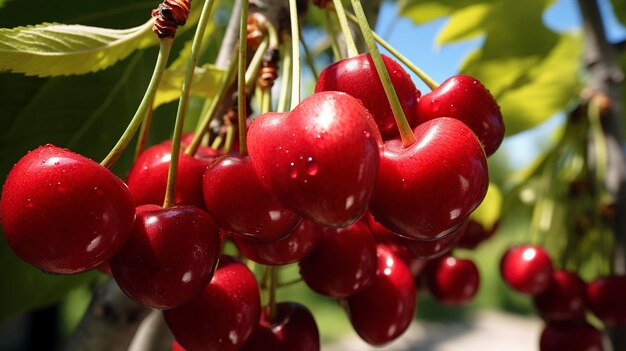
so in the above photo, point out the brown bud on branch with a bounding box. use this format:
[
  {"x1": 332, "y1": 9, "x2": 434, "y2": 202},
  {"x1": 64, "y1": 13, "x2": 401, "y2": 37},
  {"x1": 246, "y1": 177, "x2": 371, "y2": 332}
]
[{"x1": 152, "y1": 0, "x2": 192, "y2": 39}]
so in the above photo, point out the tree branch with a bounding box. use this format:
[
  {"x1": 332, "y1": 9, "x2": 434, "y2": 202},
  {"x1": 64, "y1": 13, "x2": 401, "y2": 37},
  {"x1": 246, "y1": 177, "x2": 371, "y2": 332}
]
[{"x1": 128, "y1": 311, "x2": 172, "y2": 351}]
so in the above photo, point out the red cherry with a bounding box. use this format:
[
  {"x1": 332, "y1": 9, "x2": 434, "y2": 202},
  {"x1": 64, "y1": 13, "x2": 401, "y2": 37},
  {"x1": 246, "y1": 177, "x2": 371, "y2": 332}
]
[
  {"x1": 171, "y1": 132, "x2": 221, "y2": 160},
  {"x1": 424, "y1": 255, "x2": 480, "y2": 306},
  {"x1": 110, "y1": 205, "x2": 221, "y2": 309},
  {"x1": 457, "y1": 219, "x2": 499, "y2": 250},
  {"x1": 299, "y1": 222, "x2": 377, "y2": 297},
  {"x1": 370, "y1": 117, "x2": 488, "y2": 240},
  {"x1": 501, "y1": 245, "x2": 553, "y2": 295},
  {"x1": 164, "y1": 256, "x2": 261, "y2": 351},
  {"x1": 247, "y1": 92, "x2": 380, "y2": 228},
  {"x1": 315, "y1": 53, "x2": 420, "y2": 139},
  {"x1": 171, "y1": 341, "x2": 186, "y2": 351},
  {"x1": 587, "y1": 275, "x2": 626, "y2": 326},
  {"x1": 203, "y1": 155, "x2": 301, "y2": 242},
  {"x1": 539, "y1": 321, "x2": 604, "y2": 351},
  {"x1": 232, "y1": 219, "x2": 321, "y2": 265},
  {"x1": 533, "y1": 270, "x2": 587, "y2": 322},
  {"x1": 126, "y1": 143, "x2": 211, "y2": 209},
  {"x1": 416, "y1": 74, "x2": 504, "y2": 156},
  {"x1": 344, "y1": 245, "x2": 417, "y2": 345},
  {"x1": 0, "y1": 145, "x2": 135, "y2": 274},
  {"x1": 241, "y1": 302, "x2": 320, "y2": 351}
]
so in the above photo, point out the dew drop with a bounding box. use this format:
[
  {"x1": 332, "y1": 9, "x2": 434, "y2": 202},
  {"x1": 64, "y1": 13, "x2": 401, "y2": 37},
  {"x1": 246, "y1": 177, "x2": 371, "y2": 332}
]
[
  {"x1": 26, "y1": 198, "x2": 34, "y2": 209},
  {"x1": 305, "y1": 157, "x2": 318, "y2": 176},
  {"x1": 289, "y1": 162, "x2": 298, "y2": 179},
  {"x1": 363, "y1": 130, "x2": 371, "y2": 138}
]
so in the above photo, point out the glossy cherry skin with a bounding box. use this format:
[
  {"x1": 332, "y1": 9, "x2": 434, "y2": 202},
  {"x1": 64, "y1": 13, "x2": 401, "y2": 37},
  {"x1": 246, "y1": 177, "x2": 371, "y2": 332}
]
[
  {"x1": 164, "y1": 256, "x2": 261, "y2": 351},
  {"x1": 126, "y1": 143, "x2": 211, "y2": 209},
  {"x1": 299, "y1": 222, "x2": 377, "y2": 297},
  {"x1": 424, "y1": 256, "x2": 480, "y2": 306},
  {"x1": 241, "y1": 302, "x2": 320, "y2": 351},
  {"x1": 232, "y1": 219, "x2": 321, "y2": 265},
  {"x1": 416, "y1": 74, "x2": 504, "y2": 156},
  {"x1": 540, "y1": 321, "x2": 604, "y2": 351},
  {"x1": 587, "y1": 275, "x2": 626, "y2": 326},
  {"x1": 501, "y1": 245, "x2": 553, "y2": 295},
  {"x1": 203, "y1": 155, "x2": 301, "y2": 242},
  {"x1": 171, "y1": 341, "x2": 186, "y2": 351},
  {"x1": 457, "y1": 219, "x2": 499, "y2": 250},
  {"x1": 315, "y1": 53, "x2": 420, "y2": 140},
  {"x1": 247, "y1": 92, "x2": 380, "y2": 228},
  {"x1": 344, "y1": 245, "x2": 417, "y2": 345},
  {"x1": 533, "y1": 270, "x2": 587, "y2": 322},
  {"x1": 0, "y1": 145, "x2": 135, "y2": 274},
  {"x1": 370, "y1": 117, "x2": 488, "y2": 240},
  {"x1": 110, "y1": 205, "x2": 221, "y2": 309}
]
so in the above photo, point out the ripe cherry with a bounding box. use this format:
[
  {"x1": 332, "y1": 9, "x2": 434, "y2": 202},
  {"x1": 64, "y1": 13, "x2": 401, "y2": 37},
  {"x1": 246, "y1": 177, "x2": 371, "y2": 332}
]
[
  {"x1": 587, "y1": 275, "x2": 626, "y2": 326},
  {"x1": 344, "y1": 245, "x2": 417, "y2": 345},
  {"x1": 203, "y1": 155, "x2": 301, "y2": 242},
  {"x1": 501, "y1": 245, "x2": 553, "y2": 295},
  {"x1": 171, "y1": 341, "x2": 186, "y2": 351},
  {"x1": 164, "y1": 256, "x2": 261, "y2": 351},
  {"x1": 539, "y1": 321, "x2": 604, "y2": 351},
  {"x1": 416, "y1": 74, "x2": 504, "y2": 156},
  {"x1": 533, "y1": 270, "x2": 586, "y2": 322},
  {"x1": 247, "y1": 92, "x2": 380, "y2": 228},
  {"x1": 424, "y1": 255, "x2": 480, "y2": 306},
  {"x1": 370, "y1": 117, "x2": 488, "y2": 240},
  {"x1": 457, "y1": 219, "x2": 499, "y2": 250},
  {"x1": 299, "y1": 222, "x2": 377, "y2": 297},
  {"x1": 110, "y1": 205, "x2": 221, "y2": 309},
  {"x1": 0, "y1": 145, "x2": 135, "y2": 274},
  {"x1": 315, "y1": 53, "x2": 420, "y2": 140}
]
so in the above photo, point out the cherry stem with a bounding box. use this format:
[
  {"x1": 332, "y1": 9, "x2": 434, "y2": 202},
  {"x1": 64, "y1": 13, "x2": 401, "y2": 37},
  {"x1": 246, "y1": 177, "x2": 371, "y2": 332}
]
[
  {"x1": 163, "y1": 0, "x2": 218, "y2": 208},
  {"x1": 134, "y1": 107, "x2": 154, "y2": 159},
  {"x1": 349, "y1": 0, "x2": 416, "y2": 147},
  {"x1": 260, "y1": 85, "x2": 272, "y2": 114},
  {"x1": 288, "y1": 0, "x2": 301, "y2": 109},
  {"x1": 323, "y1": 11, "x2": 343, "y2": 61},
  {"x1": 210, "y1": 134, "x2": 223, "y2": 150},
  {"x1": 100, "y1": 39, "x2": 173, "y2": 169},
  {"x1": 300, "y1": 27, "x2": 319, "y2": 80},
  {"x1": 246, "y1": 37, "x2": 270, "y2": 93},
  {"x1": 237, "y1": 0, "x2": 249, "y2": 156},
  {"x1": 342, "y1": 10, "x2": 439, "y2": 90},
  {"x1": 223, "y1": 124, "x2": 236, "y2": 154},
  {"x1": 267, "y1": 266, "x2": 278, "y2": 322},
  {"x1": 277, "y1": 33, "x2": 293, "y2": 113},
  {"x1": 331, "y1": 0, "x2": 359, "y2": 57}
]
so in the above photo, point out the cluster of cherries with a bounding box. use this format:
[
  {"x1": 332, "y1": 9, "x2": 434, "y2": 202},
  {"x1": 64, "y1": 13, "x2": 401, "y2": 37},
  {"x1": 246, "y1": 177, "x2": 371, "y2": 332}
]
[
  {"x1": 501, "y1": 244, "x2": 626, "y2": 350},
  {"x1": 0, "y1": 51, "x2": 504, "y2": 350}
]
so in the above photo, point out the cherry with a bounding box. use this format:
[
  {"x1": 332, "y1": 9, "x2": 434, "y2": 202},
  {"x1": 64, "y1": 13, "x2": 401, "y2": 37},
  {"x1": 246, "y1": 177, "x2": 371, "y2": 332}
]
[
  {"x1": 370, "y1": 117, "x2": 488, "y2": 240},
  {"x1": 126, "y1": 143, "x2": 211, "y2": 209},
  {"x1": 587, "y1": 275, "x2": 626, "y2": 326},
  {"x1": 344, "y1": 245, "x2": 417, "y2": 345},
  {"x1": 164, "y1": 256, "x2": 261, "y2": 351},
  {"x1": 241, "y1": 302, "x2": 320, "y2": 351},
  {"x1": 247, "y1": 91, "x2": 380, "y2": 228},
  {"x1": 424, "y1": 255, "x2": 480, "y2": 306},
  {"x1": 232, "y1": 219, "x2": 321, "y2": 266},
  {"x1": 539, "y1": 321, "x2": 604, "y2": 351},
  {"x1": 179, "y1": 132, "x2": 221, "y2": 160},
  {"x1": 416, "y1": 74, "x2": 504, "y2": 156},
  {"x1": 110, "y1": 205, "x2": 221, "y2": 309},
  {"x1": 533, "y1": 270, "x2": 586, "y2": 322},
  {"x1": 457, "y1": 219, "x2": 499, "y2": 250},
  {"x1": 203, "y1": 155, "x2": 301, "y2": 242},
  {"x1": 171, "y1": 341, "x2": 186, "y2": 351},
  {"x1": 500, "y1": 244, "x2": 553, "y2": 295},
  {"x1": 0, "y1": 145, "x2": 135, "y2": 274},
  {"x1": 315, "y1": 53, "x2": 420, "y2": 140},
  {"x1": 299, "y1": 221, "x2": 377, "y2": 297}
]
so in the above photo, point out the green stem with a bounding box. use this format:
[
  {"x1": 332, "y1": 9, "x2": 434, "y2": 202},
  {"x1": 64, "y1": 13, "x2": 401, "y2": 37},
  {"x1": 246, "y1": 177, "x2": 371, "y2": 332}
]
[
  {"x1": 246, "y1": 37, "x2": 270, "y2": 93},
  {"x1": 267, "y1": 266, "x2": 278, "y2": 322},
  {"x1": 349, "y1": 0, "x2": 416, "y2": 147},
  {"x1": 331, "y1": 0, "x2": 359, "y2": 57},
  {"x1": 211, "y1": 134, "x2": 224, "y2": 150},
  {"x1": 343, "y1": 11, "x2": 439, "y2": 90},
  {"x1": 300, "y1": 26, "x2": 319, "y2": 80},
  {"x1": 277, "y1": 35, "x2": 293, "y2": 113},
  {"x1": 134, "y1": 107, "x2": 154, "y2": 159},
  {"x1": 101, "y1": 39, "x2": 173, "y2": 169},
  {"x1": 261, "y1": 86, "x2": 272, "y2": 114},
  {"x1": 289, "y1": 0, "x2": 301, "y2": 109},
  {"x1": 223, "y1": 124, "x2": 235, "y2": 154},
  {"x1": 238, "y1": 0, "x2": 249, "y2": 156},
  {"x1": 163, "y1": 0, "x2": 218, "y2": 208}
]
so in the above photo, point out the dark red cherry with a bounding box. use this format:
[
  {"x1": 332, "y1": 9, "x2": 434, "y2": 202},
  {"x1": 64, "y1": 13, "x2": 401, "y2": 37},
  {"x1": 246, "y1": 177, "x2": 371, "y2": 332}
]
[
  {"x1": 416, "y1": 74, "x2": 504, "y2": 156},
  {"x1": 232, "y1": 219, "x2": 321, "y2": 265},
  {"x1": 457, "y1": 219, "x2": 499, "y2": 249},
  {"x1": 501, "y1": 245, "x2": 553, "y2": 295},
  {"x1": 247, "y1": 92, "x2": 380, "y2": 228},
  {"x1": 0, "y1": 145, "x2": 135, "y2": 274},
  {"x1": 424, "y1": 255, "x2": 480, "y2": 306},
  {"x1": 126, "y1": 143, "x2": 211, "y2": 209},
  {"x1": 344, "y1": 245, "x2": 417, "y2": 345},
  {"x1": 299, "y1": 222, "x2": 377, "y2": 297},
  {"x1": 110, "y1": 205, "x2": 221, "y2": 309},
  {"x1": 315, "y1": 53, "x2": 420, "y2": 139},
  {"x1": 172, "y1": 341, "x2": 186, "y2": 351},
  {"x1": 164, "y1": 256, "x2": 261, "y2": 351},
  {"x1": 533, "y1": 270, "x2": 586, "y2": 322},
  {"x1": 587, "y1": 275, "x2": 626, "y2": 326},
  {"x1": 539, "y1": 321, "x2": 604, "y2": 351},
  {"x1": 203, "y1": 155, "x2": 301, "y2": 242},
  {"x1": 173, "y1": 132, "x2": 220, "y2": 161},
  {"x1": 241, "y1": 302, "x2": 320, "y2": 351},
  {"x1": 370, "y1": 117, "x2": 488, "y2": 240}
]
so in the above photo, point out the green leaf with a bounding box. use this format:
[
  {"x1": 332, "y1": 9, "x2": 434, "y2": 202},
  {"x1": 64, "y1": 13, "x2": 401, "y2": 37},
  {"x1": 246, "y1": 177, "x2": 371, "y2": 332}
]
[
  {"x1": 470, "y1": 182, "x2": 503, "y2": 230},
  {"x1": 154, "y1": 64, "x2": 225, "y2": 108},
  {"x1": 0, "y1": 20, "x2": 157, "y2": 77},
  {"x1": 436, "y1": 4, "x2": 491, "y2": 44},
  {"x1": 610, "y1": 0, "x2": 626, "y2": 27}
]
